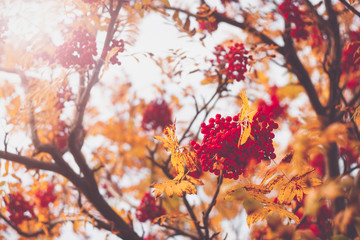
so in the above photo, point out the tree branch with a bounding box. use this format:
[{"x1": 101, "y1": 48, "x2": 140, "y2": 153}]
[
  {"x1": 183, "y1": 196, "x2": 204, "y2": 239},
  {"x1": 339, "y1": 0, "x2": 360, "y2": 18},
  {"x1": 203, "y1": 173, "x2": 223, "y2": 239},
  {"x1": 161, "y1": 224, "x2": 199, "y2": 240},
  {"x1": 0, "y1": 150, "x2": 59, "y2": 173}
]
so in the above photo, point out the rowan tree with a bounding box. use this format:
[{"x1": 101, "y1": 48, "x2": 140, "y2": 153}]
[{"x1": 0, "y1": 0, "x2": 360, "y2": 239}]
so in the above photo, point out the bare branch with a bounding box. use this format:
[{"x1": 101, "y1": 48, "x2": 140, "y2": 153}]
[
  {"x1": 339, "y1": 0, "x2": 360, "y2": 18},
  {"x1": 203, "y1": 174, "x2": 223, "y2": 239},
  {"x1": 0, "y1": 150, "x2": 59, "y2": 173}
]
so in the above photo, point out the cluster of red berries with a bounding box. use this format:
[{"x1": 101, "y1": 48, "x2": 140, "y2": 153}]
[
  {"x1": 346, "y1": 78, "x2": 359, "y2": 90},
  {"x1": 4, "y1": 193, "x2": 36, "y2": 225},
  {"x1": 191, "y1": 107, "x2": 278, "y2": 180},
  {"x1": 142, "y1": 99, "x2": 172, "y2": 131},
  {"x1": 55, "y1": 28, "x2": 97, "y2": 69},
  {"x1": 341, "y1": 31, "x2": 360, "y2": 73},
  {"x1": 212, "y1": 43, "x2": 252, "y2": 82},
  {"x1": 135, "y1": 193, "x2": 166, "y2": 222},
  {"x1": 101, "y1": 39, "x2": 125, "y2": 65},
  {"x1": 35, "y1": 184, "x2": 56, "y2": 208},
  {"x1": 279, "y1": 0, "x2": 308, "y2": 41},
  {"x1": 311, "y1": 154, "x2": 325, "y2": 177},
  {"x1": 198, "y1": 20, "x2": 218, "y2": 34},
  {"x1": 258, "y1": 91, "x2": 287, "y2": 120},
  {"x1": 296, "y1": 201, "x2": 332, "y2": 238}
]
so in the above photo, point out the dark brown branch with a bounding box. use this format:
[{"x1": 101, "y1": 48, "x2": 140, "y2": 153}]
[
  {"x1": 324, "y1": 0, "x2": 343, "y2": 122},
  {"x1": 281, "y1": 22, "x2": 326, "y2": 116},
  {"x1": 161, "y1": 224, "x2": 199, "y2": 240},
  {"x1": 183, "y1": 196, "x2": 204, "y2": 240},
  {"x1": 214, "y1": 13, "x2": 283, "y2": 53},
  {"x1": 203, "y1": 174, "x2": 223, "y2": 239},
  {"x1": 339, "y1": 0, "x2": 360, "y2": 18},
  {"x1": 0, "y1": 150, "x2": 59, "y2": 173}
]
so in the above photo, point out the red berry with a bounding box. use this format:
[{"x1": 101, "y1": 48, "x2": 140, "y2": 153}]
[
  {"x1": 4, "y1": 193, "x2": 36, "y2": 225},
  {"x1": 192, "y1": 107, "x2": 278, "y2": 179},
  {"x1": 142, "y1": 99, "x2": 172, "y2": 131},
  {"x1": 35, "y1": 184, "x2": 56, "y2": 208},
  {"x1": 279, "y1": 0, "x2": 309, "y2": 42},
  {"x1": 55, "y1": 28, "x2": 97, "y2": 69},
  {"x1": 212, "y1": 43, "x2": 252, "y2": 82},
  {"x1": 135, "y1": 193, "x2": 166, "y2": 222}
]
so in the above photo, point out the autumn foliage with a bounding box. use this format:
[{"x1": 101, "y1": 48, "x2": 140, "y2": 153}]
[{"x1": 0, "y1": 0, "x2": 360, "y2": 240}]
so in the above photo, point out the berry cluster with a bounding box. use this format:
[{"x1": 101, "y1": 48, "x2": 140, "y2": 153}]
[
  {"x1": 196, "y1": 5, "x2": 218, "y2": 34},
  {"x1": 101, "y1": 39, "x2": 125, "y2": 65},
  {"x1": 212, "y1": 43, "x2": 252, "y2": 82},
  {"x1": 279, "y1": 0, "x2": 308, "y2": 41},
  {"x1": 311, "y1": 154, "x2": 325, "y2": 177},
  {"x1": 55, "y1": 28, "x2": 97, "y2": 69},
  {"x1": 346, "y1": 78, "x2": 359, "y2": 90},
  {"x1": 295, "y1": 202, "x2": 332, "y2": 238},
  {"x1": 135, "y1": 193, "x2": 166, "y2": 222},
  {"x1": 35, "y1": 184, "x2": 56, "y2": 208},
  {"x1": 142, "y1": 99, "x2": 172, "y2": 131},
  {"x1": 4, "y1": 193, "x2": 36, "y2": 225},
  {"x1": 341, "y1": 31, "x2": 360, "y2": 73},
  {"x1": 191, "y1": 107, "x2": 278, "y2": 180},
  {"x1": 258, "y1": 90, "x2": 287, "y2": 120}
]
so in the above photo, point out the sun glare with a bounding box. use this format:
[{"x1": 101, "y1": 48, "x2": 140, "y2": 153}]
[{"x1": 3, "y1": 0, "x2": 71, "y2": 46}]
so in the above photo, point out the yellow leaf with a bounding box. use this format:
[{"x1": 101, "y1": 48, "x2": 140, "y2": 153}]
[
  {"x1": 278, "y1": 182, "x2": 295, "y2": 204},
  {"x1": 183, "y1": 148, "x2": 197, "y2": 173},
  {"x1": 260, "y1": 168, "x2": 277, "y2": 186},
  {"x1": 277, "y1": 168, "x2": 321, "y2": 204},
  {"x1": 239, "y1": 91, "x2": 249, "y2": 122},
  {"x1": 171, "y1": 152, "x2": 185, "y2": 178},
  {"x1": 11, "y1": 173, "x2": 22, "y2": 183},
  {"x1": 151, "y1": 179, "x2": 197, "y2": 198},
  {"x1": 0, "y1": 181, "x2": 5, "y2": 187},
  {"x1": 153, "y1": 213, "x2": 188, "y2": 226},
  {"x1": 265, "y1": 175, "x2": 284, "y2": 191},
  {"x1": 247, "y1": 208, "x2": 267, "y2": 227},
  {"x1": 186, "y1": 175, "x2": 204, "y2": 186},
  {"x1": 238, "y1": 123, "x2": 251, "y2": 146},
  {"x1": 201, "y1": 75, "x2": 218, "y2": 85},
  {"x1": 154, "y1": 124, "x2": 178, "y2": 152},
  {"x1": 4, "y1": 161, "x2": 9, "y2": 177}
]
